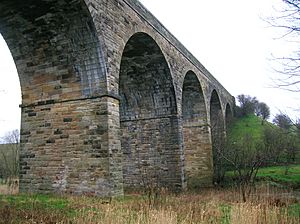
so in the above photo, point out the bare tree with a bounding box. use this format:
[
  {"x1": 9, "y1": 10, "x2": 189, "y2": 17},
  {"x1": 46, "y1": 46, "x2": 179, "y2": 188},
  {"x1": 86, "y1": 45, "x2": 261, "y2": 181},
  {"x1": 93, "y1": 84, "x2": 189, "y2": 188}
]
[
  {"x1": 255, "y1": 102, "x2": 271, "y2": 124},
  {"x1": 0, "y1": 129, "x2": 20, "y2": 183},
  {"x1": 273, "y1": 113, "x2": 293, "y2": 129},
  {"x1": 268, "y1": 0, "x2": 300, "y2": 92},
  {"x1": 236, "y1": 94, "x2": 258, "y2": 117},
  {"x1": 223, "y1": 134, "x2": 267, "y2": 202},
  {"x1": 267, "y1": 115, "x2": 299, "y2": 173}
]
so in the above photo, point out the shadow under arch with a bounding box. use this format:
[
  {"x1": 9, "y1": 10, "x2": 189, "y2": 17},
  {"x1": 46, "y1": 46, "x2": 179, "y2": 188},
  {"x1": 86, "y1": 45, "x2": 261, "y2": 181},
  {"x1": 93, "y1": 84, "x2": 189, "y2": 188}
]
[
  {"x1": 182, "y1": 71, "x2": 213, "y2": 188},
  {"x1": 0, "y1": 0, "x2": 107, "y2": 102},
  {"x1": 225, "y1": 103, "x2": 233, "y2": 131},
  {"x1": 119, "y1": 32, "x2": 184, "y2": 191},
  {"x1": 210, "y1": 89, "x2": 226, "y2": 185}
]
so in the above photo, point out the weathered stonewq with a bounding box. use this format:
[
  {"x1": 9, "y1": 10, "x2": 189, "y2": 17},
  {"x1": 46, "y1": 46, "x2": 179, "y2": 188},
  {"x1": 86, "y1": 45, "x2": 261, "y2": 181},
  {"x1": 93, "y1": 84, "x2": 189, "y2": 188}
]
[{"x1": 0, "y1": 0, "x2": 235, "y2": 196}]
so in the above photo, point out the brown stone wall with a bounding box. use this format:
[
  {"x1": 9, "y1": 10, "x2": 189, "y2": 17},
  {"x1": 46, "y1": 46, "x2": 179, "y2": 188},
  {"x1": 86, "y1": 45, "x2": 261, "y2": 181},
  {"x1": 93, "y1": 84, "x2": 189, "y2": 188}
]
[
  {"x1": 19, "y1": 97, "x2": 118, "y2": 196},
  {"x1": 122, "y1": 117, "x2": 183, "y2": 191},
  {"x1": 0, "y1": 0, "x2": 235, "y2": 196}
]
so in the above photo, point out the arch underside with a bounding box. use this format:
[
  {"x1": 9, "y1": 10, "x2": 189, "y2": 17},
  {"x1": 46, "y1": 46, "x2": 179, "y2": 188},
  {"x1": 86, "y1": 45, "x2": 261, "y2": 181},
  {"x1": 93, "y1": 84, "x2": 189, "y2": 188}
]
[
  {"x1": 210, "y1": 90, "x2": 225, "y2": 184},
  {"x1": 182, "y1": 72, "x2": 212, "y2": 188},
  {"x1": 119, "y1": 33, "x2": 183, "y2": 191},
  {"x1": 225, "y1": 103, "x2": 233, "y2": 130},
  {"x1": 0, "y1": 0, "x2": 106, "y2": 104}
]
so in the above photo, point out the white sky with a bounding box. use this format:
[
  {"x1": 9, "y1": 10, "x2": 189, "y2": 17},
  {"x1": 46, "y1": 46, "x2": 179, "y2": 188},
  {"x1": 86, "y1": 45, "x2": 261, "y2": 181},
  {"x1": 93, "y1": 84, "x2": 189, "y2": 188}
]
[
  {"x1": 0, "y1": 0, "x2": 299, "y2": 137},
  {"x1": 0, "y1": 35, "x2": 21, "y2": 138}
]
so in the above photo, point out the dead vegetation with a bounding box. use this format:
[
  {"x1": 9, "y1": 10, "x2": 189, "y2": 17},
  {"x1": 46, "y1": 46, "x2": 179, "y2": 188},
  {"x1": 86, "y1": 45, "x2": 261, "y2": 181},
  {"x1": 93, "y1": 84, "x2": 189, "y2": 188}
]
[{"x1": 0, "y1": 184, "x2": 299, "y2": 224}]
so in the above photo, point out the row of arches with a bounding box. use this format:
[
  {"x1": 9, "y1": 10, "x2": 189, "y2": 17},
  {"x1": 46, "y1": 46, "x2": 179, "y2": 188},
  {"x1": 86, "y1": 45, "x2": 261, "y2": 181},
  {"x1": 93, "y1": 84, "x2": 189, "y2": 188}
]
[
  {"x1": 0, "y1": 30, "x2": 232, "y2": 190},
  {"x1": 119, "y1": 32, "x2": 233, "y2": 190},
  {"x1": 0, "y1": 0, "x2": 233, "y2": 193}
]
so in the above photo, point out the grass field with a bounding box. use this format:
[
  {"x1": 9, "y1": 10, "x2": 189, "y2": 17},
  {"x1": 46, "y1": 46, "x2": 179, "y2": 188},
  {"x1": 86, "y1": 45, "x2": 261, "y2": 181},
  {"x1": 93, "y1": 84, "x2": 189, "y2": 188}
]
[
  {"x1": 226, "y1": 165, "x2": 300, "y2": 189},
  {"x1": 0, "y1": 185, "x2": 299, "y2": 224},
  {"x1": 256, "y1": 165, "x2": 300, "y2": 188}
]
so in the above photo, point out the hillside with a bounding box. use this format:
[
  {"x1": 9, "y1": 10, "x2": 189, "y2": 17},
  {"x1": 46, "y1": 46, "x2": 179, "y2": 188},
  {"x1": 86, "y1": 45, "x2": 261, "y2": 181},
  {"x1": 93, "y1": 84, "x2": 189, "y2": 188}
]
[
  {"x1": 226, "y1": 114, "x2": 300, "y2": 187},
  {"x1": 227, "y1": 114, "x2": 273, "y2": 142}
]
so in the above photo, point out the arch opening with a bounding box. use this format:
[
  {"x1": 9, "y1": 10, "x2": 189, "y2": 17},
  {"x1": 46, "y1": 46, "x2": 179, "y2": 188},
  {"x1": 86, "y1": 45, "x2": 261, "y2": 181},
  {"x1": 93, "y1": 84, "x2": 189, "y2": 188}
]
[
  {"x1": 225, "y1": 103, "x2": 233, "y2": 131},
  {"x1": 119, "y1": 32, "x2": 182, "y2": 191},
  {"x1": 210, "y1": 90, "x2": 225, "y2": 185},
  {"x1": 0, "y1": 35, "x2": 21, "y2": 138},
  {"x1": 182, "y1": 71, "x2": 212, "y2": 188},
  {"x1": 0, "y1": 34, "x2": 21, "y2": 189}
]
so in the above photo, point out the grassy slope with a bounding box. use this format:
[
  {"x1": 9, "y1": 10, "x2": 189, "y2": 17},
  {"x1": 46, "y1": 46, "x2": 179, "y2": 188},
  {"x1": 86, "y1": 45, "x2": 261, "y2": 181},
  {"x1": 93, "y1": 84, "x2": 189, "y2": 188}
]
[
  {"x1": 227, "y1": 114, "x2": 272, "y2": 142},
  {"x1": 226, "y1": 114, "x2": 300, "y2": 188}
]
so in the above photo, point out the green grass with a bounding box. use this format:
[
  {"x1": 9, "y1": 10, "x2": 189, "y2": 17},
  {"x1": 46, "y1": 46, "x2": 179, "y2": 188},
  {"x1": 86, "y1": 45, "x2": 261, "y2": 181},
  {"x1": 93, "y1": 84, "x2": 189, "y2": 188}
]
[
  {"x1": 226, "y1": 165, "x2": 300, "y2": 188},
  {"x1": 289, "y1": 203, "x2": 300, "y2": 218},
  {"x1": 220, "y1": 204, "x2": 231, "y2": 224},
  {"x1": 227, "y1": 114, "x2": 273, "y2": 142},
  {"x1": 256, "y1": 165, "x2": 300, "y2": 188},
  {"x1": 0, "y1": 193, "x2": 69, "y2": 210}
]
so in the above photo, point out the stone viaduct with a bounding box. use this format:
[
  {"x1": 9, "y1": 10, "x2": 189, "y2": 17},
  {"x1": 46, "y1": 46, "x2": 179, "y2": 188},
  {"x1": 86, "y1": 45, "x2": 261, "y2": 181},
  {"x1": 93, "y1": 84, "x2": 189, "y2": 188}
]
[{"x1": 0, "y1": 0, "x2": 235, "y2": 196}]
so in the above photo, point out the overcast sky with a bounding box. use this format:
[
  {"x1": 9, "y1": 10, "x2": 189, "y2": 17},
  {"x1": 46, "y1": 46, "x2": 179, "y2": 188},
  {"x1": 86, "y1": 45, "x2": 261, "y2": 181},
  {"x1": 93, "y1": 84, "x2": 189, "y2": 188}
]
[
  {"x1": 0, "y1": 0, "x2": 299, "y2": 137},
  {"x1": 0, "y1": 35, "x2": 21, "y2": 138}
]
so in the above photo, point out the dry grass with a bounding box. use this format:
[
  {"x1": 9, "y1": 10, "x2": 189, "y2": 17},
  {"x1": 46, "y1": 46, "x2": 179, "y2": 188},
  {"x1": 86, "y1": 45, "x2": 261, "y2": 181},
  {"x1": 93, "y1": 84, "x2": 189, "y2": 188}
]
[
  {"x1": 0, "y1": 178, "x2": 18, "y2": 195},
  {"x1": 0, "y1": 185, "x2": 299, "y2": 224}
]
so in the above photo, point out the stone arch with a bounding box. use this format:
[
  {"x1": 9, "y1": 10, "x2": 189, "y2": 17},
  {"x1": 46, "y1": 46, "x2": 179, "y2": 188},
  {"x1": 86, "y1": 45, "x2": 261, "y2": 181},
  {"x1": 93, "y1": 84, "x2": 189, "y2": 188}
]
[
  {"x1": 119, "y1": 32, "x2": 183, "y2": 191},
  {"x1": 225, "y1": 103, "x2": 233, "y2": 131},
  {"x1": 0, "y1": 0, "x2": 106, "y2": 103},
  {"x1": 210, "y1": 89, "x2": 225, "y2": 184},
  {"x1": 0, "y1": 0, "x2": 114, "y2": 194},
  {"x1": 182, "y1": 71, "x2": 212, "y2": 188}
]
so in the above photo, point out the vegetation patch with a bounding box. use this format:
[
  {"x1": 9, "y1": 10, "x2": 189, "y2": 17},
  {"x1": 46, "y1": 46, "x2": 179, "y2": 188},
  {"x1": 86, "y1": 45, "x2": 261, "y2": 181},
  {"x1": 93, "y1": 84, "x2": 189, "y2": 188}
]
[
  {"x1": 256, "y1": 165, "x2": 300, "y2": 188},
  {"x1": 0, "y1": 187, "x2": 299, "y2": 224},
  {"x1": 227, "y1": 114, "x2": 266, "y2": 142}
]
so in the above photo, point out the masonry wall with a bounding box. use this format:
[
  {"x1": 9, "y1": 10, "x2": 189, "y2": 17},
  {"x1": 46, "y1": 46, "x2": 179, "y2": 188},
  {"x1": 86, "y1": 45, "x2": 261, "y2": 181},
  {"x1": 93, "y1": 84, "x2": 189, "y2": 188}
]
[
  {"x1": 20, "y1": 98, "x2": 119, "y2": 196},
  {"x1": 0, "y1": 0, "x2": 235, "y2": 196}
]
